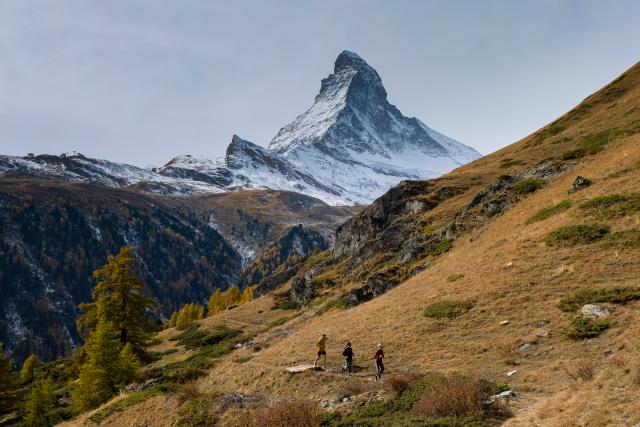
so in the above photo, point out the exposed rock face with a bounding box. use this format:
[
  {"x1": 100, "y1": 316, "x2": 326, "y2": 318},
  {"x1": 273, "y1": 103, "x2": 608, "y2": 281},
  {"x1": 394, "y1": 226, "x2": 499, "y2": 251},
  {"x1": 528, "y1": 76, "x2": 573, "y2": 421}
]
[
  {"x1": 570, "y1": 175, "x2": 593, "y2": 192},
  {"x1": 1, "y1": 51, "x2": 480, "y2": 205},
  {"x1": 238, "y1": 225, "x2": 330, "y2": 295},
  {"x1": 289, "y1": 276, "x2": 315, "y2": 307}
]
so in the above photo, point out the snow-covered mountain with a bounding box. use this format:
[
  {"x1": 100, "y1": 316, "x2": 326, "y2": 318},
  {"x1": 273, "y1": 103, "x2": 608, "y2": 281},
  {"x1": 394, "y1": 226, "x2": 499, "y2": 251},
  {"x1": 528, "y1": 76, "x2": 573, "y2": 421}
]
[
  {"x1": 267, "y1": 51, "x2": 480, "y2": 203},
  {"x1": 0, "y1": 51, "x2": 480, "y2": 205}
]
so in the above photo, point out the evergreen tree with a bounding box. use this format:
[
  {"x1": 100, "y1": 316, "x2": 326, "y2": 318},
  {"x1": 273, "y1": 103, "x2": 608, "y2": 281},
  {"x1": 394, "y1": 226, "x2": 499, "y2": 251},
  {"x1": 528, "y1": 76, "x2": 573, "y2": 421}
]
[
  {"x1": 223, "y1": 285, "x2": 241, "y2": 306},
  {"x1": 77, "y1": 246, "x2": 157, "y2": 355},
  {"x1": 24, "y1": 377, "x2": 56, "y2": 427},
  {"x1": 0, "y1": 342, "x2": 18, "y2": 413},
  {"x1": 175, "y1": 303, "x2": 204, "y2": 326},
  {"x1": 71, "y1": 320, "x2": 121, "y2": 411},
  {"x1": 116, "y1": 343, "x2": 140, "y2": 385},
  {"x1": 20, "y1": 354, "x2": 41, "y2": 384},
  {"x1": 239, "y1": 285, "x2": 257, "y2": 304},
  {"x1": 167, "y1": 311, "x2": 179, "y2": 328},
  {"x1": 207, "y1": 289, "x2": 225, "y2": 316}
]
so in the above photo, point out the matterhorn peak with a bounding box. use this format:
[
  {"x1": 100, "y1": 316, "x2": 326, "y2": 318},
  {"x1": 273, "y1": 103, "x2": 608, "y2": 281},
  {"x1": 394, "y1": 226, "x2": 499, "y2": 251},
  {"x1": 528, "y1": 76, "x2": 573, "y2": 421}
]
[{"x1": 334, "y1": 50, "x2": 369, "y2": 73}]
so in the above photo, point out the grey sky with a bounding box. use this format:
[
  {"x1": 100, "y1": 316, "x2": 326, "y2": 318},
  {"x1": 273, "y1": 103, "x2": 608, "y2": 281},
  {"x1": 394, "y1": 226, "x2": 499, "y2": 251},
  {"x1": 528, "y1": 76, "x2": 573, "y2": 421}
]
[{"x1": 1, "y1": 1, "x2": 639, "y2": 166}]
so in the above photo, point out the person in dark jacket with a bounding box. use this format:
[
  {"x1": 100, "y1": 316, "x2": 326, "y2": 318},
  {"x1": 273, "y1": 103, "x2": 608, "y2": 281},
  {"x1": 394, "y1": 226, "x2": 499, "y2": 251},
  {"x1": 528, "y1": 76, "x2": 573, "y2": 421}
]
[
  {"x1": 374, "y1": 343, "x2": 384, "y2": 380},
  {"x1": 341, "y1": 342, "x2": 354, "y2": 375}
]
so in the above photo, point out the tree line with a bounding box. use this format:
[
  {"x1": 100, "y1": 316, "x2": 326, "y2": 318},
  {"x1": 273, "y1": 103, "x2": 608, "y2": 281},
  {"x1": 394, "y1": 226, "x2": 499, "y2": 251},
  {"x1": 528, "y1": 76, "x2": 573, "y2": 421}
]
[{"x1": 0, "y1": 245, "x2": 255, "y2": 426}]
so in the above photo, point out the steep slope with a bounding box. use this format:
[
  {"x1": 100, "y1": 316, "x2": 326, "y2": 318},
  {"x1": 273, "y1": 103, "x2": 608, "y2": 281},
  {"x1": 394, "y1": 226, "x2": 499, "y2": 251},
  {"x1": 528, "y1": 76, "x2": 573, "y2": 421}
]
[
  {"x1": 72, "y1": 60, "x2": 640, "y2": 425},
  {"x1": 0, "y1": 180, "x2": 241, "y2": 363},
  {"x1": 269, "y1": 50, "x2": 481, "y2": 203},
  {"x1": 1, "y1": 51, "x2": 480, "y2": 205},
  {"x1": 185, "y1": 189, "x2": 360, "y2": 263}
]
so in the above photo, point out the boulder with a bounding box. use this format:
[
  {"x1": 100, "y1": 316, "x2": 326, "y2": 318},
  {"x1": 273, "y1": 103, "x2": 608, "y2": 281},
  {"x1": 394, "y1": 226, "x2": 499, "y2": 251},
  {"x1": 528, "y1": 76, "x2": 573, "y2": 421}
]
[
  {"x1": 570, "y1": 176, "x2": 592, "y2": 192},
  {"x1": 581, "y1": 304, "x2": 610, "y2": 318},
  {"x1": 492, "y1": 390, "x2": 517, "y2": 401}
]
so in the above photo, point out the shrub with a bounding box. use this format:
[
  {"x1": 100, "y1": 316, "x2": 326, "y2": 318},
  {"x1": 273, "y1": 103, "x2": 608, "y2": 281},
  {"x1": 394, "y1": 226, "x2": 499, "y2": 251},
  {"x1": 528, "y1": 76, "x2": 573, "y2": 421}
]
[
  {"x1": 424, "y1": 240, "x2": 453, "y2": 257},
  {"x1": 544, "y1": 224, "x2": 609, "y2": 246},
  {"x1": 447, "y1": 274, "x2": 465, "y2": 282},
  {"x1": 270, "y1": 300, "x2": 299, "y2": 311},
  {"x1": 579, "y1": 193, "x2": 640, "y2": 219},
  {"x1": 560, "y1": 360, "x2": 598, "y2": 387},
  {"x1": 176, "y1": 393, "x2": 218, "y2": 426},
  {"x1": 382, "y1": 373, "x2": 423, "y2": 397},
  {"x1": 425, "y1": 300, "x2": 473, "y2": 319},
  {"x1": 514, "y1": 178, "x2": 545, "y2": 195},
  {"x1": 560, "y1": 128, "x2": 621, "y2": 160},
  {"x1": 562, "y1": 316, "x2": 609, "y2": 339},
  {"x1": 412, "y1": 375, "x2": 508, "y2": 419},
  {"x1": 525, "y1": 200, "x2": 572, "y2": 224},
  {"x1": 173, "y1": 325, "x2": 241, "y2": 350},
  {"x1": 558, "y1": 286, "x2": 640, "y2": 312}
]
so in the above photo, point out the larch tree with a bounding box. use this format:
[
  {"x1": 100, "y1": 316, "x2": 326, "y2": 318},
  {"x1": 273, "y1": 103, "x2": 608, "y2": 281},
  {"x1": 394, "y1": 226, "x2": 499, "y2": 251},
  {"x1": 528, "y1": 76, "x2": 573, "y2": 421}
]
[
  {"x1": 24, "y1": 377, "x2": 56, "y2": 427},
  {"x1": 239, "y1": 285, "x2": 257, "y2": 304},
  {"x1": 0, "y1": 342, "x2": 18, "y2": 413},
  {"x1": 77, "y1": 246, "x2": 156, "y2": 355},
  {"x1": 207, "y1": 289, "x2": 225, "y2": 316},
  {"x1": 71, "y1": 320, "x2": 122, "y2": 411},
  {"x1": 175, "y1": 303, "x2": 204, "y2": 326},
  {"x1": 223, "y1": 285, "x2": 242, "y2": 307},
  {"x1": 20, "y1": 353, "x2": 40, "y2": 384}
]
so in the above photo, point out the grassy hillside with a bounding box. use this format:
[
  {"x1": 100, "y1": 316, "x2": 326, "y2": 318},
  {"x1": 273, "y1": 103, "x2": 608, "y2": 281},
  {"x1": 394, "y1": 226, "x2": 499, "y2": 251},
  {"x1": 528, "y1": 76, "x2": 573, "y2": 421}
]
[{"x1": 60, "y1": 60, "x2": 640, "y2": 426}]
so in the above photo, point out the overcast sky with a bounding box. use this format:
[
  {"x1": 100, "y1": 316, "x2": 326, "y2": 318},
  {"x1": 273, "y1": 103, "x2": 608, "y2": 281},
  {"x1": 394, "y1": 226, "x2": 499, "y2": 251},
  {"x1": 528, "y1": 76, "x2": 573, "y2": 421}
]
[{"x1": 1, "y1": 1, "x2": 639, "y2": 166}]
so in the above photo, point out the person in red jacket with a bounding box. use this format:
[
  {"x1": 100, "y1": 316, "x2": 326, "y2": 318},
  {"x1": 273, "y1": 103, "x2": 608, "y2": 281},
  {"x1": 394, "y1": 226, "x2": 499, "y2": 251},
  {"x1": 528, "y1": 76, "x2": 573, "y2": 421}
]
[{"x1": 374, "y1": 343, "x2": 384, "y2": 380}]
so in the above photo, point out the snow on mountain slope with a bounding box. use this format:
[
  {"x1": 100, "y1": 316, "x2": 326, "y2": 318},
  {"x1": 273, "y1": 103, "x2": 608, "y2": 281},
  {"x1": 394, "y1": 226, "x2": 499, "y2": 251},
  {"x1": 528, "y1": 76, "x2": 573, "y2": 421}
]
[
  {"x1": 1, "y1": 51, "x2": 480, "y2": 205},
  {"x1": 267, "y1": 50, "x2": 481, "y2": 204}
]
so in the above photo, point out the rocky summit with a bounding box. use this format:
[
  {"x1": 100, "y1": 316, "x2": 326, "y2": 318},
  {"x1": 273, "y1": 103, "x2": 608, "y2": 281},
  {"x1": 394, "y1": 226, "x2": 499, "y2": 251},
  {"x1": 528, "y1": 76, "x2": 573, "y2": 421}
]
[{"x1": 0, "y1": 51, "x2": 479, "y2": 205}]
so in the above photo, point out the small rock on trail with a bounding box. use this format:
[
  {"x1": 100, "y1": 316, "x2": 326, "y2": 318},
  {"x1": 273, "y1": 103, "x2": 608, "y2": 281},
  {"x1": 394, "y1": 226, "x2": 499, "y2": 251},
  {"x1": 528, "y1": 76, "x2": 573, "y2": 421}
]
[{"x1": 286, "y1": 364, "x2": 323, "y2": 373}]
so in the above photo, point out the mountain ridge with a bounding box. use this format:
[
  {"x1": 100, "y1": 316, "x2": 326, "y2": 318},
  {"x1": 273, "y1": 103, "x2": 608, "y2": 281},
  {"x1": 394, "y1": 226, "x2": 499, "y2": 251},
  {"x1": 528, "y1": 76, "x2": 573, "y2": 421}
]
[{"x1": 0, "y1": 51, "x2": 480, "y2": 205}]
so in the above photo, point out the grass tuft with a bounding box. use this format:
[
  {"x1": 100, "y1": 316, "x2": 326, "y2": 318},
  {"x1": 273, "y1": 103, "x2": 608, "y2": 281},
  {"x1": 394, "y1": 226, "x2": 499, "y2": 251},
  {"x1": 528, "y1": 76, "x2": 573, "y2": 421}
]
[
  {"x1": 562, "y1": 316, "x2": 609, "y2": 339},
  {"x1": 545, "y1": 224, "x2": 609, "y2": 246},
  {"x1": 447, "y1": 274, "x2": 465, "y2": 282},
  {"x1": 514, "y1": 178, "x2": 545, "y2": 195},
  {"x1": 579, "y1": 193, "x2": 640, "y2": 219},
  {"x1": 424, "y1": 240, "x2": 453, "y2": 257},
  {"x1": 525, "y1": 200, "x2": 572, "y2": 224},
  {"x1": 558, "y1": 286, "x2": 640, "y2": 312},
  {"x1": 560, "y1": 128, "x2": 622, "y2": 160},
  {"x1": 425, "y1": 300, "x2": 473, "y2": 319}
]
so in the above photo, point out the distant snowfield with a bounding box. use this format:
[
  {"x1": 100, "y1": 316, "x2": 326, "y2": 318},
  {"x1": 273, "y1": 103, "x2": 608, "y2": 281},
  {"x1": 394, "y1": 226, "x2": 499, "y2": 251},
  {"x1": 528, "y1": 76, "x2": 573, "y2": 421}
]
[{"x1": 0, "y1": 51, "x2": 480, "y2": 205}]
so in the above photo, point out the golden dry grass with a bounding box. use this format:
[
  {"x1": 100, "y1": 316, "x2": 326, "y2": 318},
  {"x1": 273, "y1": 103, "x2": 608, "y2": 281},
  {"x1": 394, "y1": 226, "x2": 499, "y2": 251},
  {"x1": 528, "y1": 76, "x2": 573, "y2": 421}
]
[{"x1": 64, "y1": 62, "x2": 640, "y2": 426}]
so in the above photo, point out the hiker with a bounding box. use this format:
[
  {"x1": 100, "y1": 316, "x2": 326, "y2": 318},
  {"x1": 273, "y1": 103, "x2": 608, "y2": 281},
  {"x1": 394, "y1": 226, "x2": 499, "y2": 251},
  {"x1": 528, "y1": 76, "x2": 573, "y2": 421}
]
[
  {"x1": 314, "y1": 334, "x2": 327, "y2": 369},
  {"x1": 342, "y1": 342, "x2": 354, "y2": 375},
  {"x1": 374, "y1": 343, "x2": 384, "y2": 380}
]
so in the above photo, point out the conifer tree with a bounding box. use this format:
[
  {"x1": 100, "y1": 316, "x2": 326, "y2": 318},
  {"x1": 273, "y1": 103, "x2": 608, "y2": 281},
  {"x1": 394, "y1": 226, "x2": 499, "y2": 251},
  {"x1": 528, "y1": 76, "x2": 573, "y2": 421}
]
[
  {"x1": 239, "y1": 285, "x2": 257, "y2": 304},
  {"x1": 20, "y1": 353, "x2": 40, "y2": 384},
  {"x1": 223, "y1": 285, "x2": 242, "y2": 306},
  {"x1": 167, "y1": 311, "x2": 179, "y2": 328},
  {"x1": 116, "y1": 343, "x2": 140, "y2": 385},
  {"x1": 0, "y1": 342, "x2": 18, "y2": 413},
  {"x1": 175, "y1": 303, "x2": 204, "y2": 326},
  {"x1": 207, "y1": 289, "x2": 225, "y2": 316},
  {"x1": 71, "y1": 320, "x2": 121, "y2": 411},
  {"x1": 77, "y1": 246, "x2": 156, "y2": 355},
  {"x1": 24, "y1": 377, "x2": 55, "y2": 427}
]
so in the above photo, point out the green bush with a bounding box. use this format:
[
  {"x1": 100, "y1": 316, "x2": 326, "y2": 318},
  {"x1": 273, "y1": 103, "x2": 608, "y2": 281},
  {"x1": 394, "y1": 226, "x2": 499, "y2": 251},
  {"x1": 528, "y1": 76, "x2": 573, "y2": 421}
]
[
  {"x1": 176, "y1": 394, "x2": 218, "y2": 426},
  {"x1": 514, "y1": 178, "x2": 545, "y2": 195},
  {"x1": 579, "y1": 193, "x2": 640, "y2": 219},
  {"x1": 558, "y1": 287, "x2": 640, "y2": 312},
  {"x1": 172, "y1": 325, "x2": 241, "y2": 351},
  {"x1": 562, "y1": 316, "x2": 609, "y2": 339},
  {"x1": 544, "y1": 224, "x2": 609, "y2": 246},
  {"x1": 425, "y1": 240, "x2": 453, "y2": 257},
  {"x1": 560, "y1": 128, "x2": 621, "y2": 160},
  {"x1": 447, "y1": 274, "x2": 465, "y2": 282},
  {"x1": 525, "y1": 200, "x2": 572, "y2": 224},
  {"x1": 425, "y1": 301, "x2": 473, "y2": 319}
]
